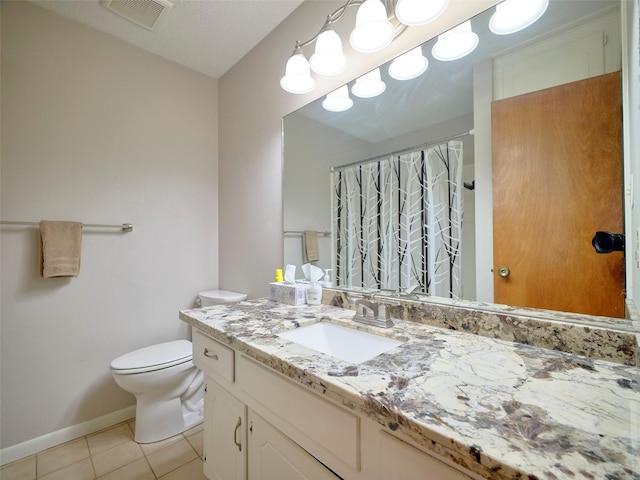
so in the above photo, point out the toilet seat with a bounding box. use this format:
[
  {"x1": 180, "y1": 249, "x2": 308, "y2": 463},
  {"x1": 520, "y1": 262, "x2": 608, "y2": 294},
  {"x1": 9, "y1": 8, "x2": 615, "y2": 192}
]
[
  {"x1": 199, "y1": 290, "x2": 247, "y2": 303},
  {"x1": 111, "y1": 340, "x2": 192, "y2": 375}
]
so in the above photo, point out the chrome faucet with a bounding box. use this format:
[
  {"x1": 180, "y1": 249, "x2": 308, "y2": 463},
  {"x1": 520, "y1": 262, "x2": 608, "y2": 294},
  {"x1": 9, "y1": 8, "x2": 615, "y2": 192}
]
[{"x1": 353, "y1": 299, "x2": 394, "y2": 328}]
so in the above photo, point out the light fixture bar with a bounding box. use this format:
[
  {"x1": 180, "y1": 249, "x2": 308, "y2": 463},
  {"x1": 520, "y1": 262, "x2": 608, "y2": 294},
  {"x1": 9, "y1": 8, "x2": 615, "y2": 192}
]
[
  {"x1": 293, "y1": 0, "x2": 363, "y2": 51},
  {"x1": 280, "y1": 0, "x2": 409, "y2": 94}
]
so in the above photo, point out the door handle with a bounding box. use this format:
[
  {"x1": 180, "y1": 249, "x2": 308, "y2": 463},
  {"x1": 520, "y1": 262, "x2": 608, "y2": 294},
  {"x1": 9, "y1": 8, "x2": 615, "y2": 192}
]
[
  {"x1": 233, "y1": 417, "x2": 242, "y2": 452},
  {"x1": 498, "y1": 266, "x2": 511, "y2": 278},
  {"x1": 592, "y1": 231, "x2": 624, "y2": 253}
]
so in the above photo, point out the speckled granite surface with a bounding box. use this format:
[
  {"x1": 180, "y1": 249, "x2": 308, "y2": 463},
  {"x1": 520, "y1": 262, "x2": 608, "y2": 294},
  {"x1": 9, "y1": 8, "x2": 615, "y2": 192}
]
[
  {"x1": 180, "y1": 298, "x2": 639, "y2": 480},
  {"x1": 326, "y1": 289, "x2": 639, "y2": 366}
]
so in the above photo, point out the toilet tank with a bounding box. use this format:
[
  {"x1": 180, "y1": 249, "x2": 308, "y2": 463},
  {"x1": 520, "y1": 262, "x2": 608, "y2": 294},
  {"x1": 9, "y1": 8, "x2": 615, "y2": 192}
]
[{"x1": 199, "y1": 290, "x2": 247, "y2": 306}]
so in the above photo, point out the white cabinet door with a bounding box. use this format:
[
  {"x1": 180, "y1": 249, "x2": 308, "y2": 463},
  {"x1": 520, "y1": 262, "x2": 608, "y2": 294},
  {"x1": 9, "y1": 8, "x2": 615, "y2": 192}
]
[
  {"x1": 203, "y1": 378, "x2": 247, "y2": 480},
  {"x1": 379, "y1": 431, "x2": 475, "y2": 480},
  {"x1": 248, "y1": 411, "x2": 340, "y2": 480}
]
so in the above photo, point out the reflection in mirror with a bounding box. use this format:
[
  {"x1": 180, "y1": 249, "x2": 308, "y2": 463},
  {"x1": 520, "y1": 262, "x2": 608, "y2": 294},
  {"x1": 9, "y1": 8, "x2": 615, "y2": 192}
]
[{"x1": 283, "y1": 0, "x2": 626, "y2": 320}]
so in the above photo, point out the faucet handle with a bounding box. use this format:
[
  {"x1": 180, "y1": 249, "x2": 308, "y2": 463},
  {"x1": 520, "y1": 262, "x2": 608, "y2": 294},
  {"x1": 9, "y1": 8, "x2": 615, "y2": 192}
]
[{"x1": 377, "y1": 297, "x2": 400, "y2": 326}]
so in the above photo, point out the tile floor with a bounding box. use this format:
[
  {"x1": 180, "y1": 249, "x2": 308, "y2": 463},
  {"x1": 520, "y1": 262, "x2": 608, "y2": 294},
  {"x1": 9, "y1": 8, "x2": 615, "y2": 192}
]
[{"x1": 0, "y1": 419, "x2": 206, "y2": 480}]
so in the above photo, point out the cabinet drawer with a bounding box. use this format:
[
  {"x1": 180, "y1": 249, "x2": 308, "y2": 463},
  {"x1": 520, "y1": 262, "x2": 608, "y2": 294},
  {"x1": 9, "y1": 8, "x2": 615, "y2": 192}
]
[{"x1": 193, "y1": 331, "x2": 235, "y2": 383}]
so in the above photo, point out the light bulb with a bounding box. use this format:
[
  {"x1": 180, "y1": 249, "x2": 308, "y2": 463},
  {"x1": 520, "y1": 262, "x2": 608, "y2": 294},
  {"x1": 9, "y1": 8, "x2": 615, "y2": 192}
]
[
  {"x1": 350, "y1": 0, "x2": 394, "y2": 53},
  {"x1": 395, "y1": 0, "x2": 448, "y2": 26},
  {"x1": 489, "y1": 0, "x2": 549, "y2": 35},
  {"x1": 280, "y1": 53, "x2": 315, "y2": 94},
  {"x1": 309, "y1": 29, "x2": 347, "y2": 76},
  {"x1": 431, "y1": 20, "x2": 479, "y2": 61},
  {"x1": 388, "y1": 46, "x2": 428, "y2": 81},
  {"x1": 351, "y1": 68, "x2": 386, "y2": 98},
  {"x1": 323, "y1": 86, "x2": 353, "y2": 112}
]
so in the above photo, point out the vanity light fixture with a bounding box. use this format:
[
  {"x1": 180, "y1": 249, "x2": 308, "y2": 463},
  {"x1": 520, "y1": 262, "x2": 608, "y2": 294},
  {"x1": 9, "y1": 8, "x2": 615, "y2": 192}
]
[
  {"x1": 395, "y1": 0, "x2": 448, "y2": 27},
  {"x1": 351, "y1": 68, "x2": 386, "y2": 98},
  {"x1": 280, "y1": 0, "x2": 450, "y2": 94},
  {"x1": 388, "y1": 45, "x2": 428, "y2": 80},
  {"x1": 489, "y1": 0, "x2": 549, "y2": 35},
  {"x1": 322, "y1": 85, "x2": 354, "y2": 112},
  {"x1": 431, "y1": 20, "x2": 479, "y2": 61}
]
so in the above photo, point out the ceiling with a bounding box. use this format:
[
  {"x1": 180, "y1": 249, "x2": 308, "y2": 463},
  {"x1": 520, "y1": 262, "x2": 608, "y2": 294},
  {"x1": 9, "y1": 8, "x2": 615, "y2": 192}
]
[{"x1": 28, "y1": 0, "x2": 305, "y2": 79}]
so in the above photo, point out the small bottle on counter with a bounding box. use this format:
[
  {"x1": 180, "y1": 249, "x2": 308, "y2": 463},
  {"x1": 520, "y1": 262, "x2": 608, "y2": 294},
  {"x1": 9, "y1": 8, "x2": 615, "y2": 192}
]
[
  {"x1": 306, "y1": 281, "x2": 322, "y2": 305},
  {"x1": 323, "y1": 269, "x2": 333, "y2": 287},
  {"x1": 275, "y1": 269, "x2": 284, "y2": 283}
]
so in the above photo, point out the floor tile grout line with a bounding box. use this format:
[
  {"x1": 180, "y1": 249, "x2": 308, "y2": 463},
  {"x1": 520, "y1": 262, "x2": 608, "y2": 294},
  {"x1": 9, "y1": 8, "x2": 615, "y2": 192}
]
[{"x1": 85, "y1": 435, "x2": 98, "y2": 480}]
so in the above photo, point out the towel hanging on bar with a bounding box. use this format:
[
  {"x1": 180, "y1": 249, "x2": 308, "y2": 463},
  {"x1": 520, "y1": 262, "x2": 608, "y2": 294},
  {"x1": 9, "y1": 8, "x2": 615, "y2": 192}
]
[
  {"x1": 303, "y1": 230, "x2": 319, "y2": 263},
  {"x1": 40, "y1": 221, "x2": 82, "y2": 278}
]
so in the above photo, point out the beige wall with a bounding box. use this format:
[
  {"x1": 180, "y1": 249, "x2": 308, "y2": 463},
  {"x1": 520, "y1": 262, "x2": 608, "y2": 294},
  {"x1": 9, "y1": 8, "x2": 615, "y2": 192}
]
[
  {"x1": 218, "y1": 0, "x2": 498, "y2": 298},
  {"x1": 0, "y1": 0, "x2": 218, "y2": 454}
]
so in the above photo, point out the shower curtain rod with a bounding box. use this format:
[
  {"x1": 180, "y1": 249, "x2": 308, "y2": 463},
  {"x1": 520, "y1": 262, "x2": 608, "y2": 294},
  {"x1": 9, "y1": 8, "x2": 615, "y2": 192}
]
[
  {"x1": 0, "y1": 220, "x2": 133, "y2": 232},
  {"x1": 330, "y1": 129, "x2": 473, "y2": 173}
]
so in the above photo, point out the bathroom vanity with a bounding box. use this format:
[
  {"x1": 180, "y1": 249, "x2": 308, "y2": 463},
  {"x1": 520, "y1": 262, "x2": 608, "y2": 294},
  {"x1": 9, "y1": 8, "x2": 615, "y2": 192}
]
[{"x1": 179, "y1": 297, "x2": 639, "y2": 480}]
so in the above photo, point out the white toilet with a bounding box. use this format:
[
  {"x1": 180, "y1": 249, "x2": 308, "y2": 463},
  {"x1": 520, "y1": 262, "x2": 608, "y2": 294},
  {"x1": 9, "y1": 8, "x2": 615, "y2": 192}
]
[{"x1": 110, "y1": 290, "x2": 247, "y2": 443}]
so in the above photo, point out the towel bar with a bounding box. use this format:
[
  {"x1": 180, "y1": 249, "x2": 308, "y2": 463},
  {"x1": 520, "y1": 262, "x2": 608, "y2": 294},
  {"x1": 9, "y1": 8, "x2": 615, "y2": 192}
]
[
  {"x1": 284, "y1": 230, "x2": 331, "y2": 237},
  {"x1": 0, "y1": 221, "x2": 133, "y2": 232}
]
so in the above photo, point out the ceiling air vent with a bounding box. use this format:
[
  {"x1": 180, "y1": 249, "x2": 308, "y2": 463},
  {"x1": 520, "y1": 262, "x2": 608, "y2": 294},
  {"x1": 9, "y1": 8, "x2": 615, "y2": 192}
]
[{"x1": 100, "y1": 0, "x2": 174, "y2": 31}]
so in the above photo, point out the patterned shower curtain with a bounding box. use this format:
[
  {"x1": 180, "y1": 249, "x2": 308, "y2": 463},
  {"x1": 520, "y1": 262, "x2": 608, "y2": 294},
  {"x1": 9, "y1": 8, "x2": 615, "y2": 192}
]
[{"x1": 332, "y1": 140, "x2": 463, "y2": 298}]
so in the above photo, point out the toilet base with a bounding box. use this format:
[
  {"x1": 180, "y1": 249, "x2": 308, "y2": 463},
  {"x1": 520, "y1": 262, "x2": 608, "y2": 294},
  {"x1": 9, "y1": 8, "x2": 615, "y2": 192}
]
[
  {"x1": 133, "y1": 372, "x2": 204, "y2": 444},
  {"x1": 134, "y1": 397, "x2": 204, "y2": 443}
]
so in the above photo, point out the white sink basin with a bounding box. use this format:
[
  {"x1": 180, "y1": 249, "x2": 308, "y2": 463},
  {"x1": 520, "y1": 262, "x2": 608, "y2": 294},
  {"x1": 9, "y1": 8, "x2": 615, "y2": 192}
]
[{"x1": 277, "y1": 322, "x2": 402, "y2": 364}]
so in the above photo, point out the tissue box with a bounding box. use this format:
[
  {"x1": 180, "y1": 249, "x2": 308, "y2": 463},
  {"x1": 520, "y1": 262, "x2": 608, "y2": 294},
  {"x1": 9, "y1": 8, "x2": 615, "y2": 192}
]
[{"x1": 269, "y1": 282, "x2": 308, "y2": 305}]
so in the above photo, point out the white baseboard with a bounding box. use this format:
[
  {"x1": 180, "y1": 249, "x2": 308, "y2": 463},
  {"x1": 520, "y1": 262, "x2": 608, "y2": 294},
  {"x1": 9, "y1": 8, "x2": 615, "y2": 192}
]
[{"x1": 0, "y1": 405, "x2": 136, "y2": 467}]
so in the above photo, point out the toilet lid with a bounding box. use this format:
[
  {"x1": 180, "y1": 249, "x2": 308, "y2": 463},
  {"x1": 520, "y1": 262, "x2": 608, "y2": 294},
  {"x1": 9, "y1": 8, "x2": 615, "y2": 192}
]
[
  {"x1": 199, "y1": 290, "x2": 247, "y2": 302},
  {"x1": 110, "y1": 340, "x2": 192, "y2": 373}
]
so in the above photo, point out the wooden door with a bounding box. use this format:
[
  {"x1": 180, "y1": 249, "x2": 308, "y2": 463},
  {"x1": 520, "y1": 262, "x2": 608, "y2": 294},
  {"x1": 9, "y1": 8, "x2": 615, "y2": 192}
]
[{"x1": 492, "y1": 71, "x2": 624, "y2": 318}]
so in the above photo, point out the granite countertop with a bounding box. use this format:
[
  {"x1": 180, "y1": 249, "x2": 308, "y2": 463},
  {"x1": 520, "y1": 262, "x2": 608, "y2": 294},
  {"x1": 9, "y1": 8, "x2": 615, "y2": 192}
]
[{"x1": 179, "y1": 298, "x2": 639, "y2": 480}]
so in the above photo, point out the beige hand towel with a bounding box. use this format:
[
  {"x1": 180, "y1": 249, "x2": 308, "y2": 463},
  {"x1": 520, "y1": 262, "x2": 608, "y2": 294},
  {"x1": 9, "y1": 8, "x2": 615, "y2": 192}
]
[
  {"x1": 302, "y1": 230, "x2": 319, "y2": 263},
  {"x1": 40, "y1": 221, "x2": 82, "y2": 278}
]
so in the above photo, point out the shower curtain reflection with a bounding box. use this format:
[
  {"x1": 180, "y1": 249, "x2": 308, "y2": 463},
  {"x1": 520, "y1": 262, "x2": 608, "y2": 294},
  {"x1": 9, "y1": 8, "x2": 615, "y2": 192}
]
[{"x1": 332, "y1": 140, "x2": 464, "y2": 297}]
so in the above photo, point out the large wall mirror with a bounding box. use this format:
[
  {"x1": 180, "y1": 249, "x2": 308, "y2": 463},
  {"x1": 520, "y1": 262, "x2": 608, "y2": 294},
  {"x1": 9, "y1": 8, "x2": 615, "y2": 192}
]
[{"x1": 284, "y1": 0, "x2": 636, "y2": 327}]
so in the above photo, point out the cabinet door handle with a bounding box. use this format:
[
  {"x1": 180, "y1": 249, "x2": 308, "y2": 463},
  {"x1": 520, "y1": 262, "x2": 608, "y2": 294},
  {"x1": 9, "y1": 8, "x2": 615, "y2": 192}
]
[
  {"x1": 233, "y1": 417, "x2": 242, "y2": 452},
  {"x1": 203, "y1": 348, "x2": 218, "y2": 360}
]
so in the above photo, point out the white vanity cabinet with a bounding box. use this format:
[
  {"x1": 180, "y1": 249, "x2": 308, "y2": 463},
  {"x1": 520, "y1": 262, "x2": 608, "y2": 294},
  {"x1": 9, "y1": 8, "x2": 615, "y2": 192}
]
[
  {"x1": 193, "y1": 328, "x2": 478, "y2": 480},
  {"x1": 202, "y1": 376, "x2": 341, "y2": 480},
  {"x1": 194, "y1": 330, "x2": 341, "y2": 480}
]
